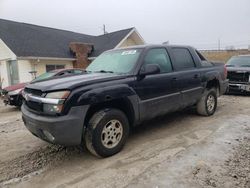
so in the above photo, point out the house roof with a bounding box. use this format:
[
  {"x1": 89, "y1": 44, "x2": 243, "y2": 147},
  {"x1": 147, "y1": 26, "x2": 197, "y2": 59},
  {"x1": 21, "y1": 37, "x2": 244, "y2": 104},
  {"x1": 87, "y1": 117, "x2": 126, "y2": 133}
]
[{"x1": 0, "y1": 19, "x2": 134, "y2": 59}]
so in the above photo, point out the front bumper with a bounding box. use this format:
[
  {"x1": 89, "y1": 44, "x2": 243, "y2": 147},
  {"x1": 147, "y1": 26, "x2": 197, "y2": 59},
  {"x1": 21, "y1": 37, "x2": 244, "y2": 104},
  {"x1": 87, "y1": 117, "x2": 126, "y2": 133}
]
[
  {"x1": 22, "y1": 104, "x2": 89, "y2": 146},
  {"x1": 3, "y1": 94, "x2": 22, "y2": 106},
  {"x1": 228, "y1": 83, "x2": 250, "y2": 92}
]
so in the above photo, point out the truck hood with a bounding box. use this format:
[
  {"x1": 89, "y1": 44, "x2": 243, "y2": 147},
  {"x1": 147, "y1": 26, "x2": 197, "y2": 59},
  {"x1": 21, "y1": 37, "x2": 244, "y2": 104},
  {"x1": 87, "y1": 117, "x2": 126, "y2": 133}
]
[
  {"x1": 227, "y1": 67, "x2": 250, "y2": 72},
  {"x1": 25, "y1": 73, "x2": 127, "y2": 92}
]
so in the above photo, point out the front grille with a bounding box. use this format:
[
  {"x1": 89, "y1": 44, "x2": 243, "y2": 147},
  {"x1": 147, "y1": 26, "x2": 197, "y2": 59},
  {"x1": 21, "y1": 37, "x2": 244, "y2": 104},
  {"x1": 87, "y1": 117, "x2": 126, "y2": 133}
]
[
  {"x1": 26, "y1": 101, "x2": 43, "y2": 112},
  {"x1": 227, "y1": 71, "x2": 249, "y2": 82},
  {"x1": 24, "y1": 88, "x2": 43, "y2": 96},
  {"x1": 24, "y1": 88, "x2": 43, "y2": 112}
]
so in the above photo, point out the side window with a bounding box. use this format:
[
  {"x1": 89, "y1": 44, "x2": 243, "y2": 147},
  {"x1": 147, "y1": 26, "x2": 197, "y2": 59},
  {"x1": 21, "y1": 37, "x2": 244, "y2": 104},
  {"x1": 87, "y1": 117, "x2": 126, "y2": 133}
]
[
  {"x1": 172, "y1": 48, "x2": 195, "y2": 70},
  {"x1": 144, "y1": 48, "x2": 172, "y2": 73}
]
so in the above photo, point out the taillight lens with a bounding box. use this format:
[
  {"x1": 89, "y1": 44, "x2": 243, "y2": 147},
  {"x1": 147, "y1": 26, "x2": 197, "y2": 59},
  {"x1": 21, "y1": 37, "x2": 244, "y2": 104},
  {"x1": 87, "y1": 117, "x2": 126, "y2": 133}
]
[{"x1": 224, "y1": 65, "x2": 227, "y2": 78}]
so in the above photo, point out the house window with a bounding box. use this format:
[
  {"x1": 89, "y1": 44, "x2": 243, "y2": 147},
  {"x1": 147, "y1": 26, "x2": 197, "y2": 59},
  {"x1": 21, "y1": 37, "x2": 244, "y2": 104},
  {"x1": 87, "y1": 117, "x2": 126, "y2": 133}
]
[
  {"x1": 46, "y1": 65, "x2": 65, "y2": 72},
  {"x1": 7, "y1": 60, "x2": 19, "y2": 85}
]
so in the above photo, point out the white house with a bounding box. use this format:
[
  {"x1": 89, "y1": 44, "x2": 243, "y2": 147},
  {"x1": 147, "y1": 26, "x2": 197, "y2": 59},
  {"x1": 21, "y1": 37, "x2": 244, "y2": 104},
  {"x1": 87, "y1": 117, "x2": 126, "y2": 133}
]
[{"x1": 0, "y1": 19, "x2": 145, "y2": 88}]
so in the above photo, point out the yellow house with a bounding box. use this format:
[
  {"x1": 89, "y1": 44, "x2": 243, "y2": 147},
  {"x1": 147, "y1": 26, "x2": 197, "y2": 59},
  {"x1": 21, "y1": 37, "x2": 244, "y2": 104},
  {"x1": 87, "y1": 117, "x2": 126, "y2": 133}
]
[{"x1": 0, "y1": 19, "x2": 145, "y2": 88}]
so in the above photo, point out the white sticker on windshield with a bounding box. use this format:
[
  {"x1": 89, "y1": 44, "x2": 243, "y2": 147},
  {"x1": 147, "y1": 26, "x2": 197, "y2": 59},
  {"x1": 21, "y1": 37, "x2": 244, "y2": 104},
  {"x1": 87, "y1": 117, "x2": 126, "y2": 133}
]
[{"x1": 121, "y1": 50, "x2": 137, "y2": 55}]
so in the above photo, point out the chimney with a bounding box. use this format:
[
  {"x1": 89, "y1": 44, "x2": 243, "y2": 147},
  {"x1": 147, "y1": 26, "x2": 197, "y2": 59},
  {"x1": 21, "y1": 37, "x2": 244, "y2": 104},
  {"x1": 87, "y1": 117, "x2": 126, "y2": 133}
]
[{"x1": 69, "y1": 42, "x2": 94, "y2": 69}]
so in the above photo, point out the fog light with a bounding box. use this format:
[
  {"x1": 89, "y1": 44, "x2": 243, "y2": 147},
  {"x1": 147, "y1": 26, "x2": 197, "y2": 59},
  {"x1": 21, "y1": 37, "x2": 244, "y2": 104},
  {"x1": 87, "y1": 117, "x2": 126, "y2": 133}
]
[{"x1": 43, "y1": 130, "x2": 55, "y2": 142}]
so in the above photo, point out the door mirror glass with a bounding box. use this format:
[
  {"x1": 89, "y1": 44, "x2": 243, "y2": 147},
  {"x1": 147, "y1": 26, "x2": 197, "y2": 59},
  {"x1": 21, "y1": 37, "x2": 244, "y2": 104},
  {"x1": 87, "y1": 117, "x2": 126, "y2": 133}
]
[{"x1": 139, "y1": 64, "x2": 160, "y2": 76}]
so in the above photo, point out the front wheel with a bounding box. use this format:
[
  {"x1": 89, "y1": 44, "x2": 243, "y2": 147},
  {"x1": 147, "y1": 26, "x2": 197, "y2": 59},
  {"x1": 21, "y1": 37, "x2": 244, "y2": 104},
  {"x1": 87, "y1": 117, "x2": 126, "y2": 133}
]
[
  {"x1": 196, "y1": 88, "x2": 217, "y2": 116},
  {"x1": 85, "y1": 108, "x2": 129, "y2": 158}
]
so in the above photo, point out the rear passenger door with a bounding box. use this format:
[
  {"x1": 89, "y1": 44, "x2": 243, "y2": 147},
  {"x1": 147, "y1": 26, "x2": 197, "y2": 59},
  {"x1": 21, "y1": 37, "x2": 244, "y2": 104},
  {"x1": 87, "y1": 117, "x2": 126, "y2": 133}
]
[
  {"x1": 134, "y1": 48, "x2": 181, "y2": 121},
  {"x1": 170, "y1": 47, "x2": 203, "y2": 107}
]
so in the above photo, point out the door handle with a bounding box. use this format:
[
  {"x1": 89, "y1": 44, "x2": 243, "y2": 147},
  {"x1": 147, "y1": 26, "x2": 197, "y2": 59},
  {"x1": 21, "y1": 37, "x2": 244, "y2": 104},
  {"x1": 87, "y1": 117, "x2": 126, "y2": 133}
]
[{"x1": 172, "y1": 77, "x2": 178, "y2": 81}]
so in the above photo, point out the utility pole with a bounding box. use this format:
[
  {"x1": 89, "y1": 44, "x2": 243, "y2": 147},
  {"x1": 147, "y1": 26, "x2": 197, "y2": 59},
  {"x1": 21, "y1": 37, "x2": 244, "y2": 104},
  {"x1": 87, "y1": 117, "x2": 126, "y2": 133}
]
[
  {"x1": 218, "y1": 38, "x2": 221, "y2": 51},
  {"x1": 103, "y1": 24, "x2": 107, "y2": 34}
]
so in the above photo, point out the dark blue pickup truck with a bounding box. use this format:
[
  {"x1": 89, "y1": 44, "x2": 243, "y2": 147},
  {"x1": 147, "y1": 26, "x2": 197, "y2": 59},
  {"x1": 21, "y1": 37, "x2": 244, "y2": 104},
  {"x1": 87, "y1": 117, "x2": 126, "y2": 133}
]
[{"x1": 21, "y1": 45, "x2": 228, "y2": 157}]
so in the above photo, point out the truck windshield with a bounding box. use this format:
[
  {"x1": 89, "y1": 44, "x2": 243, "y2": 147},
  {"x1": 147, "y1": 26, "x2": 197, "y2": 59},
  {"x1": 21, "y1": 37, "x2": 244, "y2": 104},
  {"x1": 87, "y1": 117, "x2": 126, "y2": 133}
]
[
  {"x1": 226, "y1": 56, "x2": 250, "y2": 67},
  {"x1": 86, "y1": 49, "x2": 142, "y2": 74}
]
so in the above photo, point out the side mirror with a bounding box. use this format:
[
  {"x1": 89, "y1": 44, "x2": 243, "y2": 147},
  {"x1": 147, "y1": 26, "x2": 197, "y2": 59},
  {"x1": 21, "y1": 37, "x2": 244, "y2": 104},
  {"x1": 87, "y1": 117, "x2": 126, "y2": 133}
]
[{"x1": 139, "y1": 64, "x2": 160, "y2": 76}]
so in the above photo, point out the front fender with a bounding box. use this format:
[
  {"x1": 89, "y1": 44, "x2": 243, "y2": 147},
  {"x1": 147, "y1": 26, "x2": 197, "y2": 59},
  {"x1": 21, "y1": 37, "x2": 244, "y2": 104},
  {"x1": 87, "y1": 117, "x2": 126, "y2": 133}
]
[
  {"x1": 77, "y1": 84, "x2": 139, "y2": 125},
  {"x1": 77, "y1": 84, "x2": 137, "y2": 104}
]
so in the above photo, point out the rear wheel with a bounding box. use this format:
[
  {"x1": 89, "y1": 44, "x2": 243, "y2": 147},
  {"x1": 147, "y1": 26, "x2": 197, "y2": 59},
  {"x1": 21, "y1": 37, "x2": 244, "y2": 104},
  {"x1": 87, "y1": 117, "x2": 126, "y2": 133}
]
[
  {"x1": 197, "y1": 88, "x2": 217, "y2": 116},
  {"x1": 85, "y1": 108, "x2": 129, "y2": 157}
]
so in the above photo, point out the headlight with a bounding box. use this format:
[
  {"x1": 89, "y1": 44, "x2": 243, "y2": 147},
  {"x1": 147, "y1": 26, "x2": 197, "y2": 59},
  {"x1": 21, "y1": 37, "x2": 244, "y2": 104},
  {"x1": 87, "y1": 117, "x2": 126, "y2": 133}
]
[
  {"x1": 43, "y1": 104, "x2": 64, "y2": 114},
  {"x1": 43, "y1": 90, "x2": 70, "y2": 114},
  {"x1": 45, "y1": 91, "x2": 70, "y2": 99},
  {"x1": 0, "y1": 90, "x2": 7, "y2": 97},
  {"x1": 8, "y1": 88, "x2": 23, "y2": 96}
]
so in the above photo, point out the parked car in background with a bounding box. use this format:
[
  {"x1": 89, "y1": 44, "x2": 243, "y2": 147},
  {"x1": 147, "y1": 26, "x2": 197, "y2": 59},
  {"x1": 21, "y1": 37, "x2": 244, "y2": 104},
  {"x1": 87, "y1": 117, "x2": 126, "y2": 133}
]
[
  {"x1": 1, "y1": 68, "x2": 85, "y2": 107},
  {"x1": 21, "y1": 45, "x2": 228, "y2": 157},
  {"x1": 226, "y1": 55, "x2": 250, "y2": 93},
  {"x1": 1, "y1": 82, "x2": 27, "y2": 106}
]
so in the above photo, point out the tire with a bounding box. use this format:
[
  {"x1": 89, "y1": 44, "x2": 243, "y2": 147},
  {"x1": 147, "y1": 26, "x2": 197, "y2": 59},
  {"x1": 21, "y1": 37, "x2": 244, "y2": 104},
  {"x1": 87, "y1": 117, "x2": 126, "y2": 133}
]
[
  {"x1": 85, "y1": 108, "x2": 129, "y2": 158},
  {"x1": 197, "y1": 88, "x2": 217, "y2": 116}
]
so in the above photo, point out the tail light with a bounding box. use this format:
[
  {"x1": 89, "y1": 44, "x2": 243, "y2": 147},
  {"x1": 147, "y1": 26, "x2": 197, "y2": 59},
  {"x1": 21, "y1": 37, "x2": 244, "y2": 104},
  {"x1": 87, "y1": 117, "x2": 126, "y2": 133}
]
[{"x1": 224, "y1": 65, "x2": 227, "y2": 79}]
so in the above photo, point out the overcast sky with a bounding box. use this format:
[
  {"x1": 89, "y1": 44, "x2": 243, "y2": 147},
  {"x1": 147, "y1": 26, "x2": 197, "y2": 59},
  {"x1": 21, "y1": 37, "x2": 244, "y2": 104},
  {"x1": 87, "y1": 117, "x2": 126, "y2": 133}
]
[{"x1": 0, "y1": 0, "x2": 250, "y2": 50}]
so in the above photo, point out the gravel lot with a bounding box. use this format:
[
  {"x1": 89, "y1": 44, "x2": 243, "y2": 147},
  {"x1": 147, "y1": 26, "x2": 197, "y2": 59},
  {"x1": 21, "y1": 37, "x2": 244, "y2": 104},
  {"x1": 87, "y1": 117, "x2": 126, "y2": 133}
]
[{"x1": 0, "y1": 95, "x2": 249, "y2": 188}]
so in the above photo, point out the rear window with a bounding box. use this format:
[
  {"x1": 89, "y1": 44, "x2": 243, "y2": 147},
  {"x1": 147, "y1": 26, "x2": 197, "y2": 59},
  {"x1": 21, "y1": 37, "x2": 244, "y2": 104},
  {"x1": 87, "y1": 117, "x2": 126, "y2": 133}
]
[
  {"x1": 196, "y1": 50, "x2": 213, "y2": 67},
  {"x1": 172, "y1": 48, "x2": 195, "y2": 70}
]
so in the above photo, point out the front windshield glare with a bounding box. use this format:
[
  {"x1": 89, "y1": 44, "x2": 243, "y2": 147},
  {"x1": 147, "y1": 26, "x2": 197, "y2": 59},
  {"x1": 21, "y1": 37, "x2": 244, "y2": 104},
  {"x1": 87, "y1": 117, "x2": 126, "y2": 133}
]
[
  {"x1": 86, "y1": 49, "x2": 142, "y2": 74},
  {"x1": 226, "y1": 56, "x2": 250, "y2": 67}
]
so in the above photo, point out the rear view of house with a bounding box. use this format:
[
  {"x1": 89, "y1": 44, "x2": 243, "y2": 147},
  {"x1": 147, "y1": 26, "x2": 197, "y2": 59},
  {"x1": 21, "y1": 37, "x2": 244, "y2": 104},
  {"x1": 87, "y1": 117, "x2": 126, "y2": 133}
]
[{"x1": 0, "y1": 19, "x2": 145, "y2": 88}]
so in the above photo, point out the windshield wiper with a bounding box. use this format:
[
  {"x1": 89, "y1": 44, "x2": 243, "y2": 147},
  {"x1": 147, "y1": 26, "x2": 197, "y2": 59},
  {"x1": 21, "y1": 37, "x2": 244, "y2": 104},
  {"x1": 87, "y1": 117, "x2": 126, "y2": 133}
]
[
  {"x1": 240, "y1": 65, "x2": 250, "y2": 67},
  {"x1": 95, "y1": 70, "x2": 114, "y2": 73}
]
